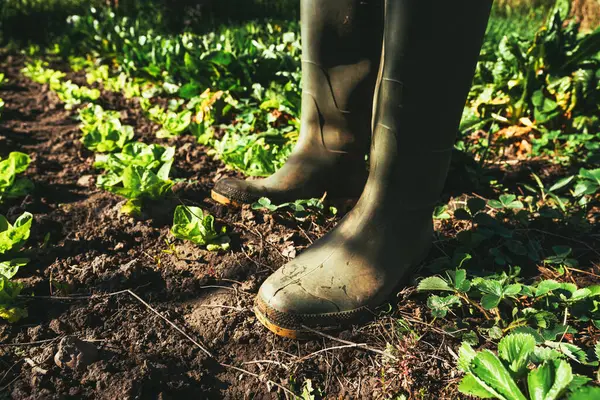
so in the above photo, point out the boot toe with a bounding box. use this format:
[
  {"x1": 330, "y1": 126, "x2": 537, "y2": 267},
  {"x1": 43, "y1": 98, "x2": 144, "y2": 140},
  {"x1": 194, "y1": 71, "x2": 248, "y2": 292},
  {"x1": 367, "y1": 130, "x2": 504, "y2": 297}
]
[
  {"x1": 212, "y1": 178, "x2": 262, "y2": 205},
  {"x1": 254, "y1": 259, "x2": 370, "y2": 338}
]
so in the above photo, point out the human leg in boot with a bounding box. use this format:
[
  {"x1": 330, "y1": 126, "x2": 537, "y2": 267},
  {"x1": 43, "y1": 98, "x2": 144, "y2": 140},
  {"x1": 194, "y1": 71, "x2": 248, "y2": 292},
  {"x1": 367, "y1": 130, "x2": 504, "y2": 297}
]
[
  {"x1": 254, "y1": 0, "x2": 493, "y2": 338},
  {"x1": 211, "y1": 0, "x2": 383, "y2": 206}
]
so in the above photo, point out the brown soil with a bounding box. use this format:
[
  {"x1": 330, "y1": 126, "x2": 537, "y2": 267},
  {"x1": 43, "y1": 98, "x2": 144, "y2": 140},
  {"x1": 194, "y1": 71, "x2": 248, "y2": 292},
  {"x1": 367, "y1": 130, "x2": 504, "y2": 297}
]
[
  {"x1": 0, "y1": 53, "x2": 465, "y2": 399},
  {"x1": 1, "y1": 51, "x2": 598, "y2": 399}
]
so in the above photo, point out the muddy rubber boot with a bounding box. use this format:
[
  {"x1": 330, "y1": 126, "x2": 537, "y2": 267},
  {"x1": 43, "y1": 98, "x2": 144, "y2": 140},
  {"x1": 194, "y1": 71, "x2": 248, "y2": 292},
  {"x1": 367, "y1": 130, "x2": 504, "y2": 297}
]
[
  {"x1": 254, "y1": 0, "x2": 493, "y2": 338},
  {"x1": 211, "y1": 0, "x2": 384, "y2": 206}
]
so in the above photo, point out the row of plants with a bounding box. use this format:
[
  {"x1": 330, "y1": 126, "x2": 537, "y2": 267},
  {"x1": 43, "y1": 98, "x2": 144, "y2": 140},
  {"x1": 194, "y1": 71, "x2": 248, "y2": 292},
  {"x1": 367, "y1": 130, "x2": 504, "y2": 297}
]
[
  {"x1": 21, "y1": 60, "x2": 100, "y2": 109},
  {"x1": 77, "y1": 54, "x2": 297, "y2": 177},
  {"x1": 21, "y1": 63, "x2": 232, "y2": 251},
  {"x1": 32, "y1": 1, "x2": 597, "y2": 174},
  {"x1": 0, "y1": 150, "x2": 35, "y2": 322},
  {"x1": 52, "y1": 6, "x2": 303, "y2": 177}
]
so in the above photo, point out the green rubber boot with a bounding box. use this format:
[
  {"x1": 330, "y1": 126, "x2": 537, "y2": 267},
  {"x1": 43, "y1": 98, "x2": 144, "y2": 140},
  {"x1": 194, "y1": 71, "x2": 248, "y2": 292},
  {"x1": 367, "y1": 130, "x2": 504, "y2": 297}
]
[
  {"x1": 211, "y1": 0, "x2": 384, "y2": 206},
  {"x1": 254, "y1": 0, "x2": 493, "y2": 338}
]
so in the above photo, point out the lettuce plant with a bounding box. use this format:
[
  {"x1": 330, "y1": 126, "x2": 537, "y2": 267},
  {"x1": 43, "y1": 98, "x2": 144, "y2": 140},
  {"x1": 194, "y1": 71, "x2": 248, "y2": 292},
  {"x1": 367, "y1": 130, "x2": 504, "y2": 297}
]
[
  {"x1": 94, "y1": 142, "x2": 175, "y2": 215},
  {"x1": 171, "y1": 205, "x2": 230, "y2": 251},
  {"x1": 22, "y1": 60, "x2": 100, "y2": 109},
  {"x1": 78, "y1": 105, "x2": 134, "y2": 152},
  {"x1": 0, "y1": 152, "x2": 33, "y2": 203},
  {"x1": 0, "y1": 212, "x2": 33, "y2": 322},
  {"x1": 56, "y1": 80, "x2": 100, "y2": 109},
  {"x1": 156, "y1": 109, "x2": 192, "y2": 138}
]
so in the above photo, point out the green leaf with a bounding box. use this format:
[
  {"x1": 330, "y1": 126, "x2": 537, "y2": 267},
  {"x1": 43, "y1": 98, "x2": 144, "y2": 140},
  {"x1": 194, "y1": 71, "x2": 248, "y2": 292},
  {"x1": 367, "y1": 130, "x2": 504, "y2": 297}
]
[
  {"x1": 546, "y1": 342, "x2": 597, "y2": 366},
  {"x1": 0, "y1": 212, "x2": 33, "y2": 255},
  {"x1": 528, "y1": 360, "x2": 573, "y2": 400},
  {"x1": 467, "y1": 198, "x2": 487, "y2": 214},
  {"x1": 0, "y1": 304, "x2": 27, "y2": 323},
  {"x1": 433, "y1": 205, "x2": 451, "y2": 220},
  {"x1": 458, "y1": 374, "x2": 500, "y2": 399},
  {"x1": 568, "y1": 386, "x2": 600, "y2": 400},
  {"x1": 452, "y1": 269, "x2": 472, "y2": 292},
  {"x1": 427, "y1": 294, "x2": 461, "y2": 318},
  {"x1": 471, "y1": 350, "x2": 527, "y2": 400},
  {"x1": 458, "y1": 341, "x2": 477, "y2": 373},
  {"x1": 0, "y1": 152, "x2": 33, "y2": 202},
  {"x1": 454, "y1": 208, "x2": 472, "y2": 220},
  {"x1": 498, "y1": 333, "x2": 536, "y2": 377},
  {"x1": 417, "y1": 276, "x2": 452, "y2": 292},
  {"x1": 548, "y1": 176, "x2": 575, "y2": 193},
  {"x1": 481, "y1": 294, "x2": 502, "y2": 310},
  {"x1": 535, "y1": 280, "x2": 562, "y2": 297},
  {"x1": 528, "y1": 361, "x2": 553, "y2": 400}
]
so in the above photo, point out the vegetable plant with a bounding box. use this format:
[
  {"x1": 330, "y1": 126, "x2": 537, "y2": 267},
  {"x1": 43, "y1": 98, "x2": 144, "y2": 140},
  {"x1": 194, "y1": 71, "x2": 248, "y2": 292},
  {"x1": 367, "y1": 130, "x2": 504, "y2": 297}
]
[
  {"x1": 0, "y1": 212, "x2": 33, "y2": 322},
  {"x1": 94, "y1": 142, "x2": 175, "y2": 215},
  {"x1": 171, "y1": 205, "x2": 230, "y2": 251},
  {"x1": 0, "y1": 152, "x2": 33, "y2": 203},
  {"x1": 22, "y1": 60, "x2": 99, "y2": 109},
  {"x1": 462, "y1": 0, "x2": 600, "y2": 160},
  {"x1": 457, "y1": 333, "x2": 600, "y2": 399},
  {"x1": 251, "y1": 196, "x2": 337, "y2": 220},
  {"x1": 78, "y1": 104, "x2": 134, "y2": 152}
]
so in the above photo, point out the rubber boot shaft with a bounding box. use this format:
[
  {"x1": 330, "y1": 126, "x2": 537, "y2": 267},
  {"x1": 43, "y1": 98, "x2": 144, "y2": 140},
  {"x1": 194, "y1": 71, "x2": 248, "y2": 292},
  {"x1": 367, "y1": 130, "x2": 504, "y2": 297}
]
[
  {"x1": 375, "y1": 0, "x2": 493, "y2": 210},
  {"x1": 255, "y1": 0, "x2": 493, "y2": 338},
  {"x1": 212, "y1": 0, "x2": 383, "y2": 205}
]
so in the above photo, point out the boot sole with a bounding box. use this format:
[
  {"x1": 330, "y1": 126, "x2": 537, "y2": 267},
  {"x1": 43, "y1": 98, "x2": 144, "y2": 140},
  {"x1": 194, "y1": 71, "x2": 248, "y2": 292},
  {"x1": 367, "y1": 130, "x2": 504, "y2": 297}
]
[
  {"x1": 211, "y1": 190, "x2": 243, "y2": 207},
  {"x1": 254, "y1": 295, "x2": 366, "y2": 340},
  {"x1": 254, "y1": 304, "x2": 311, "y2": 339}
]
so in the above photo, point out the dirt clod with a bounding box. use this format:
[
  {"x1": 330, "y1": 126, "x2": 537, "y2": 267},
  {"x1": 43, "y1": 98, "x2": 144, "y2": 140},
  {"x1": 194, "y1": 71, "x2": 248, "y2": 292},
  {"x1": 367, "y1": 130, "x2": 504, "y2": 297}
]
[{"x1": 54, "y1": 336, "x2": 99, "y2": 370}]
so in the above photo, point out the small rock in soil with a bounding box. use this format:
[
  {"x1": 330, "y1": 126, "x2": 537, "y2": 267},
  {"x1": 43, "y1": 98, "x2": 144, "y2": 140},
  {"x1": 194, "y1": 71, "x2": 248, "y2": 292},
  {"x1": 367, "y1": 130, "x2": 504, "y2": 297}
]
[
  {"x1": 77, "y1": 175, "x2": 94, "y2": 187},
  {"x1": 54, "y1": 336, "x2": 99, "y2": 370}
]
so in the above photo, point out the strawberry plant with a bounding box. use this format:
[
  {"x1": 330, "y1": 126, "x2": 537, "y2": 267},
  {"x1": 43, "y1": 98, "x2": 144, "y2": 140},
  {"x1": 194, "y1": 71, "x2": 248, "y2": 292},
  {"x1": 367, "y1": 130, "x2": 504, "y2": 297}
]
[
  {"x1": 171, "y1": 205, "x2": 230, "y2": 251},
  {"x1": 457, "y1": 333, "x2": 600, "y2": 399},
  {"x1": 251, "y1": 196, "x2": 337, "y2": 220},
  {"x1": 94, "y1": 142, "x2": 175, "y2": 215},
  {"x1": 0, "y1": 151, "x2": 33, "y2": 203},
  {"x1": 0, "y1": 212, "x2": 33, "y2": 322},
  {"x1": 419, "y1": 265, "x2": 600, "y2": 340}
]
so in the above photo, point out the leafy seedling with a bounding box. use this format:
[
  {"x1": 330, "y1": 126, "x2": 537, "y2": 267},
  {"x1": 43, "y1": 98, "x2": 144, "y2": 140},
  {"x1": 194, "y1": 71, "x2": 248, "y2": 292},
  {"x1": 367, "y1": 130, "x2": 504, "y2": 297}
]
[
  {"x1": 488, "y1": 194, "x2": 524, "y2": 210},
  {"x1": 0, "y1": 212, "x2": 33, "y2": 322},
  {"x1": 573, "y1": 168, "x2": 600, "y2": 197},
  {"x1": 81, "y1": 117, "x2": 134, "y2": 153},
  {"x1": 0, "y1": 152, "x2": 34, "y2": 203},
  {"x1": 94, "y1": 142, "x2": 175, "y2": 215},
  {"x1": 171, "y1": 205, "x2": 230, "y2": 251}
]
